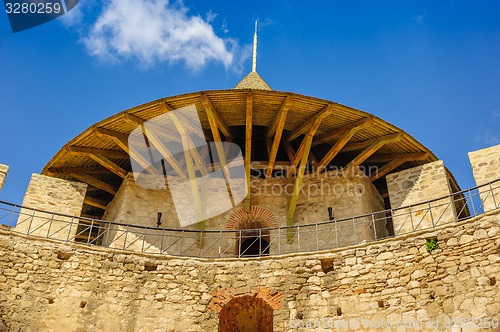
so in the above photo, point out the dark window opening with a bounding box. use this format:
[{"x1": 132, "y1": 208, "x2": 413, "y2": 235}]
[{"x1": 240, "y1": 236, "x2": 270, "y2": 257}]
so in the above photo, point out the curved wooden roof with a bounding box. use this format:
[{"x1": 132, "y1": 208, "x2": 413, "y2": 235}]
[{"x1": 42, "y1": 88, "x2": 452, "y2": 216}]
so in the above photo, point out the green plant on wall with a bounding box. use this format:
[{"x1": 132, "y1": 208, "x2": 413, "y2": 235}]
[{"x1": 425, "y1": 238, "x2": 438, "y2": 253}]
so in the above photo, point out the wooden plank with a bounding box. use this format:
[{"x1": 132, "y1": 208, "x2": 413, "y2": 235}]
[
  {"x1": 342, "y1": 132, "x2": 402, "y2": 153},
  {"x1": 94, "y1": 127, "x2": 155, "y2": 172},
  {"x1": 266, "y1": 95, "x2": 292, "y2": 138},
  {"x1": 88, "y1": 154, "x2": 128, "y2": 179},
  {"x1": 46, "y1": 167, "x2": 110, "y2": 175},
  {"x1": 142, "y1": 125, "x2": 186, "y2": 178},
  {"x1": 288, "y1": 104, "x2": 334, "y2": 141},
  {"x1": 370, "y1": 159, "x2": 407, "y2": 182},
  {"x1": 123, "y1": 113, "x2": 181, "y2": 142},
  {"x1": 245, "y1": 92, "x2": 253, "y2": 212},
  {"x1": 266, "y1": 96, "x2": 293, "y2": 177},
  {"x1": 286, "y1": 115, "x2": 327, "y2": 233},
  {"x1": 84, "y1": 196, "x2": 108, "y2": 210},
  {"x1": 67, "y1": 146, "x2": 128, "y2": 159},
  {"x1": 283, "y1": 138, "x2": 296, "y2": 162},
  {"x1": 349, "y1": 133, "x2": 403, "y2": 166},
  {"x1": 316, "y1": 127, "x2": 359, "y2": 173},
  {"x1": 170, "y1": 113, "x2": 208, "y2": 175},
  {"x1": 202, "y1": 95, "x2": 234, "y2": 207},
  {"x1": 201, "y1": 95, "x2": 232, "y2": 139},
  {"x1": 367, "y1": 152, "x2": 430, "y2": 163},
  {"x1": 312, "y1": 117, "x2": 373, "y2": 147},
  {"x1": 70, "y1": 173, "x2": 118, "y2": 195}
]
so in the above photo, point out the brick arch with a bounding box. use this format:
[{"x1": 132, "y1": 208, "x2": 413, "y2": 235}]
[{"x1": 226, "y1": 206, "x2": 278, "y2": 230}]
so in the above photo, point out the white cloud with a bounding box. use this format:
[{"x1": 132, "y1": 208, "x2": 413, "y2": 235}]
[{"x1": 82, "y1": 0, "x2": 246, "y2": 71}]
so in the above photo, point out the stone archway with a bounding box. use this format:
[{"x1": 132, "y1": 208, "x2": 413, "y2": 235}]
[
  {"x1": 218, "y1": 295, "x2": 273, "y2": 332},
  {"x1": 209, "y1": 287, "x2": 282, "y2": 332},
  {"x1": 227, "y1": 207, "x2": 277, "y2": 257}
]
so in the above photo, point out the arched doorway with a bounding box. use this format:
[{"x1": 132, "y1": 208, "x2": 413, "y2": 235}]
[
  {"x1": 218, "y1": 295, "x2": 273, "y2": 332},
  {"x1": 227, "y1": 207, "x2": 277, "y2": 257}
]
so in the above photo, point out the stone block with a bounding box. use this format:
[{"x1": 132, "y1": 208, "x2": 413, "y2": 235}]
[
  {"x1": 0, "y1": 164, "x2": 8, "y2": 191},
  {"x1": 468, "y1": 144, "x2": 500, "y2": 211}
]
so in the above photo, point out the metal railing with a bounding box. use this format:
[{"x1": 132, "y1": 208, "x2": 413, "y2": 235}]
[{"x1": 0, "y1": 178, "x2": 498, "y2": 259}]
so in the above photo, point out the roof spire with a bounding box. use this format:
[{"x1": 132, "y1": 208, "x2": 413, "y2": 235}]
[{"x1": 252, "y1": 20, "x2": 258, "y2": 72}]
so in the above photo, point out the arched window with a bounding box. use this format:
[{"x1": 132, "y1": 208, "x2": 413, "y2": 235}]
[
  {"x1": 227, "y1": 207, "x2": 277, "y2": 258},
  {"x1": 218, "y1": 295, "x2": 273, "y2": 332}
]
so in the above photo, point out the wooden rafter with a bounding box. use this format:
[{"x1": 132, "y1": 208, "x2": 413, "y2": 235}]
[
  {"x1": 370, "y1": 159, "x2": 407, "y2": 182},
  {"x1": 315, "y1": 127, "x2": 359, "y2": 174},
  {"x1": 369, "y1": 152, "x2": 430, "y2": 181},
  {"x1": 46, "y1": 167, "x2": 110, "y2": 175},
  {"x1": 312, "y1": 117, "x2": 373, "y2": 147},
  {"x1": 84, "y1": 196, "x2": 108, "y2": 210},
  {"x1": 67, "y1": 146, "x2": 128, "y2": 159},
  {"x1": 123, "y1": 113, "x2": 181, "y2": 142},
  {"x1": 94, "y1": 127, "x2": 155, "y2": 173},
  {"x1": 87, "y1": 154, "x2": 128, "y2": 179},
  {"x1": 286, "y1": 114, "x2": 327, "y2": 232},
  {"x1": 245, "y1": 92, "x2": 253, "y2": 212},
  {"x1": 202, "y1": 95, "x2": 234, "y2": 206},
  {"x1": 266, "y1": 96, "x2": 292, "y2": 177},
  {"x1": 288, "y1": 104, "x2": 334, "y2": 142},
  {"x1": 201, "y1": 95, "x2": 232, "y2": 139},
  {"x1": 170, "y1": 113, "x2": 208, "y2": 175},
  {"x1": 70, "y1": 173, "x2": 118, "y2": 195},
  {"x1": 367, "y1": 152, "x2": 430, "y2": 163},
  {"x1": 348, "y1": 133, "x2": 403, "y2": 166}
]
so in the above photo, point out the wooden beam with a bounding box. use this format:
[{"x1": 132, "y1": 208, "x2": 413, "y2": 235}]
[
  {"x1": 94, "y1": 127, "x2": 155, "y2": 172},
  {"x1": 123, "y1": 113, "x2": 181, "y2": 143},
  {"x1": 170, "y1": 114, "x2": 208, "y2": 175},
  {"x1": 87, "y1": 154, "x2": 128, "y2": 179},
  {"x1": 369, "y1": 152, "x2": 430, "y2": 181},
  {"x1": 370, "y1": 159, "x2": 407, "y2": 182},
  {"x1": 67, "y1": 146, "x2": 128, "y2": 159},
  {"x1": 141, "y1": 126, "x2": 186, "y2": 178},
  {"x1": 70, "y1": 173, "x2": 118, "y2": 195},
  {"x1": 203, "y1": 95, "x2": 233, "y2": 206},
  {"x1": 349, "y1": 133, "x2": 403, "y2": 167},
  {"x1": 366, "y1": 152, "x2": 430, "y2": 163},
  {"x1": 266, "y1": 96, "x2": 293, "y2": 177},
  {"x1": 315, "y1": 127, "x2": 359, "y2": 173},
  {"x1": 288, "y1": 104, "x2": 334, "y2": 142},
  {"x1": 266, "y1": 96, "x2": 293, "y2": 138},
  {"x1": 313, "y1": 117, "x2": 373, "y2": 147},
  {"x1": 201, "y1": 95, "x2": 232, "y2": 139},
  {"x1": 245, "y1": 92, "x2": 253, "y2": 212},
  {"x1": 46, "y1": 167, "x2": 110, "y2": 175},
  {"x1": 84, "y1": 197, "x2": 108, "y2": 210},
  {"x1": 289, "y1": 108, "x2": 330, "y2": 171}
]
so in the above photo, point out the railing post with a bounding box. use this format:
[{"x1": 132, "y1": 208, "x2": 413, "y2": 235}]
[
  {"x1": 470, "y1": 189, "x2": 477, "y2": 216},
  {"x1": 353, "y1": 217, "x2": 357, "y2": 245},
  {"x1": 46, "y1": 213, "x2": 54, "y2": 239},
  {"x1": 315, "y1": 223, "x2": 319, "y2": 250},
  {"x1": 278, "y1": 227, "x2": 281, "y2": 255},
  {"x1": 141, "y1": 227, "x2": 147, "y2": 253},
  {"x1": 409, "y1": 206, "x2": 414, "y2": 232},
  {"x1": 372, "y1": 214, "x2": 377, "y2": 241},
  {"x1": 490, "y1": 183, "x2": 498, "y2": 210},
  {"x1": 66, "y1": 217, "x2": 74, "y2": 242},
  {"x1": 27, "y1": 209, "x2": 36, "y2": 235},
  {"x1": 87, "y1": 219, "x2": 94, "y2": 244},
  {"x1": 428, "y1": 202, "x2": 435, "y2": 228},
  {"x1": 238, "y1": 230, "x2": 242, "y2": 258},
  {"x1": 335, "y1": 221, "x2": 339, "y2": 248},
  {"x1": 297, "y1": 226, "x2": 300, "y2": 251},
  {"x1": 259, "y1": 228, "x2": 262, "y2": 257}
]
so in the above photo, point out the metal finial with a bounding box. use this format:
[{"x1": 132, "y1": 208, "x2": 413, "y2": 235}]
[{"x1": 252, "y1": 20, "x2": 258, "y2": 72}]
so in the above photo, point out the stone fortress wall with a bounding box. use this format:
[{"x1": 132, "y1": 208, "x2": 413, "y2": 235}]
[{"x1": 0, "y1": 144, "x2": 499, "y2": 331}]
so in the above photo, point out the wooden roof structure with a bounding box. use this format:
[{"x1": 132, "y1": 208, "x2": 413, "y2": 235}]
[{"x1": 42, "y1": 82, "x2": 459, "y2": 219}]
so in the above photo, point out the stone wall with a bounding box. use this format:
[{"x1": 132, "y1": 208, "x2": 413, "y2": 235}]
[
  {"x1": 387, "y1": 160, "x2": 456, "y2": 235},
  {"x1": 0, "y1": 209, "x2": 499, "y2": 331},
  {"x1": 469, "y1": 144, "x2": 500, "y2": 211},
  {"x1": 0, "y1": 164, "x2": 8, "y2": 191},
  {"x1": 13, "y1": 174, "x2": 87, "y2": 241},
  {"x1": 101, "y1": 167, "x2": 385, "y2": 256}
]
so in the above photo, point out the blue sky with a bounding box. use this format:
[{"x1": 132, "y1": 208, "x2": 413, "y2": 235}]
[{"x1": 0, "y1": 0, "x2": 499, "y2": 204}]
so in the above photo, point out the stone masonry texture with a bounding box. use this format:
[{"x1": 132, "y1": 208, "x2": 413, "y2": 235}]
[
  {"x1": 469, "y1": 144, "x2": 500, "y2": 211},
  {"x1": 13, "y1": 174, "x2": 88, "y2": 241},
  {"x1": 387, "y1": 160, "x2": 456, "y2": 235},
  {"x1": 0, "y1": 164, "x2": 8, "y2": 191},
  {"x1": 0, "y1": 209, "x2": 499, "y2": 331}
]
